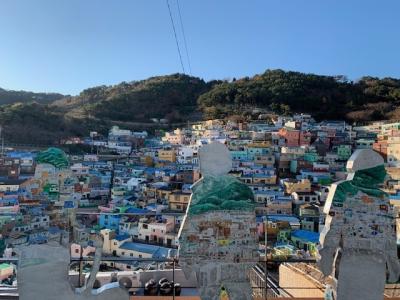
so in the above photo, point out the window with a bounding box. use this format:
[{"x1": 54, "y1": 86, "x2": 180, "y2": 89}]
[
  {"x1": 130, "y1": 253, "x2": 133, "y2": 257},
  {"x1": 121, "y1": 252, "x2": 125, "y2": 255},
  {"x1": 139, "y1": 254, "x2": 142, "y2": 258},
  {"x1": 75, "y1": 249, "x2": 79, "y2": 254}
]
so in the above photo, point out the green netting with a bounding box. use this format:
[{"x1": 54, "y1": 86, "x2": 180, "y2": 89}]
[
  {"x1": 189, "y1": 175, "x2": 255, "y2": 215},
  {"x1": 333, "y1": 165, "x2": 387, "y2": 204},
  {"x1": 36, "y1": 147, "x2": 69, "y2": 169}
]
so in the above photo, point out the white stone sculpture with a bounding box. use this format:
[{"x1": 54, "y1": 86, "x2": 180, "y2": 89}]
[
  {"x1": 319, "y1": 149, "x2": 400, "y2": 300},
  {"x1": 179, "y1": 142, "x2": 258, "y2": 300}
]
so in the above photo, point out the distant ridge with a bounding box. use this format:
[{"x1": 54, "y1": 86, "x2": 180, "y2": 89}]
[
  {"x1": 0, "y1": 87, "x2": 65, "y2": 105},
  {"x1": 0, "y1": 70, "x2": 400, "y2": 144}
]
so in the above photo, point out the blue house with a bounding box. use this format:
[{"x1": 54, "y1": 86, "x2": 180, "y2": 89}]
[
  {"x1": 230, "y1": 150, "x2": 249, "y2": 161},
  {"x1": 99, "y1": 213, "x2": 121, "y2": 232}
]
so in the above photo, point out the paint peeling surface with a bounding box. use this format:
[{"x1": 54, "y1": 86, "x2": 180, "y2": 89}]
[
  {"x1": 326, "y1": 164, "x2": 395, "y2": 252},
  {"x1": 179, "y1": 177, "x2": 258, "y2": 300},
  {"x1": 319, "y1": 149, "x2": 400, "y2": 300},
  {"x1": 332, "y1": 165, "x2": 387, "y2": 204}
]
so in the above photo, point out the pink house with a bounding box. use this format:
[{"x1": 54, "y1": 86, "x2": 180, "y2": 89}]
[
  {"x1": 299, "y1": 131, "x2": 312, "y2": 146},
  {"x1": 279, "y1": 128, "x2": 300, "y2": 147},
  {"x1": 279, "y1": 128, "x2": 312, "y2": 147},
  {"x1": 138, "y1": 219, "x2": 175, "y2": 246},
  {"x1": 70, "y1": 243, "x2": 96, "y2": 258}
]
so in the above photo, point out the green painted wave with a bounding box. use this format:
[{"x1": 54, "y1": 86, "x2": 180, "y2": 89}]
[
  {"x1": 36, "y1": 147, "x2": 69, "y2": 169},
  {"x1": 189, "y1": 175, "x2": 255, "y2": 215},
  {"x1": 333, "y1": 165, "x2": 387, "y2": 204}
]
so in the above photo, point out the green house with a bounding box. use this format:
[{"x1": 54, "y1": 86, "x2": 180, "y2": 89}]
[
  {"x1": 337, "y1": 144, "x2": 352, "y2": 161},
  {"x1": 304, "y1": 151, "x2": 319, "y2": 163}
]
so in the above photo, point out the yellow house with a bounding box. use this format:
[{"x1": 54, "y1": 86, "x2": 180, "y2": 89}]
[
  {"x1": 156, "y1": 188, "x2": 173, "y2": 201},
  {"x1": 254, "y1": 154, "x2": 275, "y2": 167},
  {"x1": 283, "y1": 179, "x2": 311, "y2": 195},
  {"x1": 252, "y1": 175, "x2": 277, "y2": 185},
  {"x1": 158, "y1": 149, "x2": 176, "y2": 162},
  {"x1": 168, "y1": 192, "x2": 190, "y2": 211},
  {"x1": 247, "y1": 141, "x2": 271, "y2": 148}
]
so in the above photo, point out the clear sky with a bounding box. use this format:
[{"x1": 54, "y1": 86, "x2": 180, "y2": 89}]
[{"x1": 0, "y1": 0, "x2": 399, "y2": 95}]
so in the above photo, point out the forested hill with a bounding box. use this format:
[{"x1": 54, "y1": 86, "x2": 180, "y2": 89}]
[
  {"x1": 0, "y1": 74, "x2": 214, "y2": 144},
  {"x1": 198, "y1": 69, "x2": 400, "y2": 121},
  {"x1": 0, "y1": 87, "x2": 65, "y2": 105},
  {"x1": 51, "y1": 74, "x2": 214, "y2": 123},
  {"x1": 1, "y1": 70, "x2": 400, "y2": 144}
]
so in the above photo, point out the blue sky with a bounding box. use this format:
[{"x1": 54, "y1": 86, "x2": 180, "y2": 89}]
[{"x1": 0, "y1": 0, "x2": 399, "y2": 95}]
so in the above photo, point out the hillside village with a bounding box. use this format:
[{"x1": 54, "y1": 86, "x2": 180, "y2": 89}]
[{"x1": 1, "y1": 114, "x2": 400, "y2": 298}]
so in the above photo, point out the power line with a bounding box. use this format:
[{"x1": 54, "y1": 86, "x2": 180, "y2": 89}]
[
  {"x1": 176, "y1": 0, "x2": 192, "y2": 74},
  {"x1": 166, "y1": 0, "x2": 185, "y2": 73}
]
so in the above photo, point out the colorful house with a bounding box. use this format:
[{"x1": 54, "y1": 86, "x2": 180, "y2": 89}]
[{"x1": 99, "y1": 213, "x2": 121, "y2": 232}]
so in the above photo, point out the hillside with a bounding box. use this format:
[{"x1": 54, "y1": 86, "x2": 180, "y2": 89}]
[
  {"x1": 0, "y1": 74, "x2": 213, "y2": 144},
  {"x1": 0, "y1": 87, "x2": 65, "y2": 105},
  {"x1": 1, "y1": 70, "x2": 400, "y2": 144},
  {"x1": 198, "y1": 69, "x2": 400, "y2": 121},
  {"x1": 52, "y1": 74, "x2": 212, "y2": 123},
  {"x1": 0, "y1": 103, "x2": 86, "y2": 144}
]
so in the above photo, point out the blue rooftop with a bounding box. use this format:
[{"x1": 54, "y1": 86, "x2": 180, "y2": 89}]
[
  {"x1": 6, "y1": 151, "x2": 34, "y2": 158},
  {"x1": 115, "y1": 234, "x2": 130, "y2": 241},
  {"x1": 125, "y1": 207, "x2": 150, "y2": 214},
  {"x1": 64, "y1": 201, "x2": 75, "y2": 209},
  {"x1": 265, "y1": 214, "x2": 300, "y2": 224},
  {"x1": 48, "y1": 227, "x2": 61, "y2": 234},
  {"x1": 291, "y1": 230, "x2": 320, "y2": 244},
  {"x1": 252, "y1": 173, "x2": 275, "y2": 178},
  {"x1": 119, "y1": 242, "x2": 176, "y2": 259},
  {"x1": 145, "y1": 204, "x2": 157, "y2": 209}
]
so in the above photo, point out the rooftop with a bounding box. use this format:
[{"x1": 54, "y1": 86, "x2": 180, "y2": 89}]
[
  {"x1": 119, "y1": 242, "x2": 176, "y2": 259},
  {"x1": 291, "y1": 230, "x2": 320, "y2": 244}
]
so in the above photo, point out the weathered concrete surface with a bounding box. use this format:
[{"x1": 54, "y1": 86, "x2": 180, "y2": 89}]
[
  {"x1": 75, "y1": 235, "x2": 103, "y2": 295},
  {"x1": 16, "y1": 242, "x2": 129, "y2": 300},
  {"x1": 198, "y1": 142, "x2": 232, "y2": 176}
]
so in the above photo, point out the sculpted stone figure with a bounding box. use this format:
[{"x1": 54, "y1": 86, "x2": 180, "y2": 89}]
[
  {"x1": 319, "y1": 149, "x2": 400, "y2": 300},
  {"x1": 178, "y1": 142, "x2": 258, "y2": 300}
]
